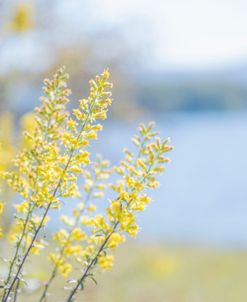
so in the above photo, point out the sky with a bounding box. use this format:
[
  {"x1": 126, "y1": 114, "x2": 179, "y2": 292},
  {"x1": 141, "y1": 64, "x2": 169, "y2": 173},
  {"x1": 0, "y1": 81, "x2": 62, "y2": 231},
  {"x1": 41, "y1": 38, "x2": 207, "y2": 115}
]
[
  {"x1": 2, "y1": 0, "x2": 247, "y2": 73},
  {"x1": 93, "y1": 0, "x2": 247, "y2": 70}
]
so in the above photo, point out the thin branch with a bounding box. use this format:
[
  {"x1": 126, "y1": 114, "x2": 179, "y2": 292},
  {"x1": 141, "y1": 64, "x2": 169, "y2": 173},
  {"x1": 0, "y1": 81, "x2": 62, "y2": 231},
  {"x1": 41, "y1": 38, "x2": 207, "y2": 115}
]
[
  {"x1": 65, "y1": 224, "x2": 118, "y2": 302},
  {"x1": 64, "y1": 145, "x2": 160, "y2": 302},
  {"x1": 2, "y1": 95, "x2": 98, "y2": 302},
  {"x1": 38, "y1": 190, "x2": 93, "y2": 302}
]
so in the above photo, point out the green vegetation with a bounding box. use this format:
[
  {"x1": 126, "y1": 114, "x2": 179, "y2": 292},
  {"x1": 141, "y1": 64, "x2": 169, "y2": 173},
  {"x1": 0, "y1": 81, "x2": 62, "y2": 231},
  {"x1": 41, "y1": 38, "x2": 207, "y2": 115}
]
[
  {"x1": 11, "y1": 243, "x2": 247, "y2": 302},
  {"x1": 138, "y1": 79, "x2": 247, "y2": 112}
]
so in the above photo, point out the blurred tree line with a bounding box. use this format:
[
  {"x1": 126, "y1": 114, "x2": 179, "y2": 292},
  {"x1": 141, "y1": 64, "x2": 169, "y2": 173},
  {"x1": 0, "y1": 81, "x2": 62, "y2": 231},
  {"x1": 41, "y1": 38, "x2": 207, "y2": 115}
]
[
  {"x1": 0, "y1": 0, "x2": 246, "y2": 119},
  {"x1": 0, "y1": 0, "x2": 150, "y2": 119}
]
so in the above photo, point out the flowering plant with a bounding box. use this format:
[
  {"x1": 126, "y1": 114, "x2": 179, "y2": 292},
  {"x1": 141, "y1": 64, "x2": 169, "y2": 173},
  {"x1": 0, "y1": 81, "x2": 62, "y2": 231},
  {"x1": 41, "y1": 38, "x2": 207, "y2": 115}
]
[{"x1": 0, "y1": 68, "x2": 172, "y2": 302}]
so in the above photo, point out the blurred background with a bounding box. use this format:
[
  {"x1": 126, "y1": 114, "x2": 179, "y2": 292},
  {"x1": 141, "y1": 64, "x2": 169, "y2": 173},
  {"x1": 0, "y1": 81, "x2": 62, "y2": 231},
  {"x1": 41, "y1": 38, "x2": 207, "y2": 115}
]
[{"x1": 1, "y1": 0, "x2": 247, "y2": 301}]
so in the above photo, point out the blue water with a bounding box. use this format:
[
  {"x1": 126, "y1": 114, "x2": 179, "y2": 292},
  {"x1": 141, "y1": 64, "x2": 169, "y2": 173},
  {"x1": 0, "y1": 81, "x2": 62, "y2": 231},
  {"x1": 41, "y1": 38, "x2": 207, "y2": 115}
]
[{"x1": 91, "y1": 111, "x2": 247, "y2": 247}]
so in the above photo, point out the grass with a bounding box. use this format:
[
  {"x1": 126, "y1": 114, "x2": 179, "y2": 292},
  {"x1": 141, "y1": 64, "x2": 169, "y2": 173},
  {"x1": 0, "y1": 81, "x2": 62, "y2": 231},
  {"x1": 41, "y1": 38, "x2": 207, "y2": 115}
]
[{"x1": 2, "y1": 241, "x2": 246, "y2": 302}]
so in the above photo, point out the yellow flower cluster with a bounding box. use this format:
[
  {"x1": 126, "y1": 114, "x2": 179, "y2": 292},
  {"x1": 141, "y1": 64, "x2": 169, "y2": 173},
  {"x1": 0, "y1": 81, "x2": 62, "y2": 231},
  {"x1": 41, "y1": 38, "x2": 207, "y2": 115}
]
[
  {"x1": 0, "y1": 111, "x2": 37, "y2": 183},
  {"x1": 0, "y1": 113, "x2": 15, "y2": 239},
  {"x1": 7, "y1": 3, "x2": 34, "y2": 33},
  {"x1": 61, "y1": 122, "x2": 172, "y2": 302},
  {"x1": 0, "y1": 68, "x2": 172, "y2": 302},
  {"x1": 0, "y1": 113, "x2": 15, "y2": 174},
  {"x1": 77, "y1": 122, "x2": 172, "y2": 272},
  {"x1": 48, "y1": 156, "x2": 111, "y2": 280},
  {"x1": 0, "y1": 111, "x2": 37, "y2": 240},
  {"x1": 0, "y1": 67, "x2": 113, "y2": 302}
]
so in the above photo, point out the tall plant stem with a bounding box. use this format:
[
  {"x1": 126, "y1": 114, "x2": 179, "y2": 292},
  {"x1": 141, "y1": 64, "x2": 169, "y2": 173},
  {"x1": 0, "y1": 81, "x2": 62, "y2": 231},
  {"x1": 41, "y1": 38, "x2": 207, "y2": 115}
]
[
  {"x1": 65, "y1": 224, "x2": 118, "y2": 302},
  {"x1": 65, "y1": 147, "x2": 159, "y2": 302},
  {"x1": 38, "y1": 190, "x2": 93, "y2": 302},
  {"x1": 2, "y1": 114, "x2": 93, "y2": 302}
]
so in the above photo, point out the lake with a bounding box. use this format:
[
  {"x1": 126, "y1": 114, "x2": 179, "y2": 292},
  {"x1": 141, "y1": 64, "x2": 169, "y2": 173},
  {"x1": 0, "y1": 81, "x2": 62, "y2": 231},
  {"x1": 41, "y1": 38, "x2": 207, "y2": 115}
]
[{"x1": 92, "y1": 111, "x2": 247, "y2": 247}]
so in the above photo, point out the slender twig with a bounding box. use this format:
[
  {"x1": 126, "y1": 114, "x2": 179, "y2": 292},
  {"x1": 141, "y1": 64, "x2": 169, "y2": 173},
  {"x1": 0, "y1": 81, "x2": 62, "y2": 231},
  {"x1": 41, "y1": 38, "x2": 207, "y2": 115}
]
[
  {"x1": 3, "y1": 147, "x2": 73, "y2": 302},
  {"x1": 13, "y1": 279, "x2": 20, "y2": 302},
  {"x1": 64, "y1": 144, "x2": 160, "y2": 302},
  {"x1": 3, "y1": 96, "x2": 98, "y2": 302},
  {"x1": 3, "y1": 100, "x2": 58, "y2": 300},
  {"x1": 9, "y1": 204, "x2": 36, "y2": 302},
  {"x1": 3, "y1": 197, "x2": 54, "y2": 302},
  {"x1": 2, "y1": 204, "x2": 33, "y2": 301},
  {"x1": 65, "y1": 224, "x2": 118, "y2": 302},
  {"x1": 38, "y1": 190, "x2": 93, "y2": 302},
  {"x1": 38, "y1": 99, "x2": 100, "y2": 302}
]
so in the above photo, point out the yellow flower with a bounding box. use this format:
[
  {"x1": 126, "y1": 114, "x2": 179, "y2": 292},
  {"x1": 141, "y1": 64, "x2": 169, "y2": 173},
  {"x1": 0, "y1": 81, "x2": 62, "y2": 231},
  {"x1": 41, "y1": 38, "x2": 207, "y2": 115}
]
[
  {"x1": 98, "y1": 254, "x2": 114, "y2": 270},
  {"x1": 89, "y1": 235, "x2": 106, "y2": 245},
  {"x1": 108, "y1": 233, "x2": 125, "y2": 249},
  {"x1": 49, "y1": 253, "x2": 63, "y2": 267},
  {"x1": 20, "y1": 112, "x2": 37, "y2": 148},
  {"x1": 92, "y1": 215, "x2": 109, "y2": 230},
  {"x1": 0, "y1": 68, "x2": 173, "y2": 300},
  {"x1": 64, "y1": 245, "x2": 82, "y2": 256},
  {"x1": 8, "y1": 4, "x2": 34, "y2": 33},
  {"x1": 14, "y1": 201, "x2": 29, "y2": 214},
  {"x1": 8, "y1": 222, "x2": 24, "y2": 243},
  {"x1": 126, "y1": 225, "x2": 139, "y2": 237},
  {"x1": 85, "y1": 131, "x2": 97, "y2": 140},
  {"x1": 107, "y1": 201, "x2": 122, "y2": 221},
  {"x1": 30, "y1": 241, "x2": 45, "y2": 255},
  {"x1": 59, "y1": 263, "x2": 72, "y2": 277},
  {"x1": 49, "y1": 254, "x2": 72, "y2": 277},
  {"x1": 0, "y1": 202, "x2": 4, "y2": 214},
  {"x1": 67, "y1": 119, "x2": 78, "y2": 131},
  {"x1": 87, "y1": 204, "x2": 96, "y2": 212},
  {"x1": 53, "y1": 229, "x2": 69, "y2": 245},
  {"x1": 70, "y1": 228, "x2": 86, "y2": 241},
  {"x1": 93, "y1": 111, "x2": 107, "y2": 120}
]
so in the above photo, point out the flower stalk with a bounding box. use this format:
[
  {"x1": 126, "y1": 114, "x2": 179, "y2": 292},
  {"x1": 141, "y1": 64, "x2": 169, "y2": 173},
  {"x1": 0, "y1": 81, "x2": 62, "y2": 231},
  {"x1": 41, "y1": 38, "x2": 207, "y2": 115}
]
[{"x1": 0, "y1": 67, "x2": 172, "y2": 302}]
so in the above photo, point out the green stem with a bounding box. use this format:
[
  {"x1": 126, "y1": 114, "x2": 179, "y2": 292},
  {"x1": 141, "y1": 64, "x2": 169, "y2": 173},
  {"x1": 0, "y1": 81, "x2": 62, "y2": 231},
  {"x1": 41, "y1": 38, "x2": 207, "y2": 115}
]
[
  {"x1": 65, "y1": 224, "x2": 118, "y2": 302},
  {"x1": 12, "y1": 279, "x2": 20, "y2": 302},
  {"x1": 2, "y1": 204, "x2": 33, "y2": 300},
  {"x1": 64, "y1": 145, "x2": 160, "y2": 302},
  {"x1": 3, "y1": 95, "x2": 98, "y2": 302},
  {"x1": 38, "y1": 190, "x2": 93, "y2": 302}
]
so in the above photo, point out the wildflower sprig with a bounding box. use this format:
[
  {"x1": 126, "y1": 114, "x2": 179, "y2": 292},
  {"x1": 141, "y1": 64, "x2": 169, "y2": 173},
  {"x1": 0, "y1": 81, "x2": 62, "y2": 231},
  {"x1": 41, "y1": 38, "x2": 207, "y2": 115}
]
[
  {"x1": 1, "y1": 68, "x2": 112, "y2": 302},
  {"x1": 0, "y1": 68, "x2": 172, "y2": 302},
  {"x1": 64, "y1": 122, "x2": 172, "y2": 302},
  {"x1": 2, "y1": 68, "x2": 72, "y2": 301},
  {"x1": 38, "y1": 156, "x2": 111, "y2": 302},
  {"x1": 0, "y1": 111, "x2": 38, "y2": 299}
]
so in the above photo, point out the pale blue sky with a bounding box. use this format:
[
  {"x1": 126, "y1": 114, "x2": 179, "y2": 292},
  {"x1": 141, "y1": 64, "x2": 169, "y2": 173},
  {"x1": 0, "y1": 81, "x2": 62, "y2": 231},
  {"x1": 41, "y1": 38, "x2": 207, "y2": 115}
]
[
  {"x1": 93, "y1": 0, "x2": 247, "y2": 70},
  {"x1": 2, "y1": 0, "x2": 247, "y2": 72}
]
